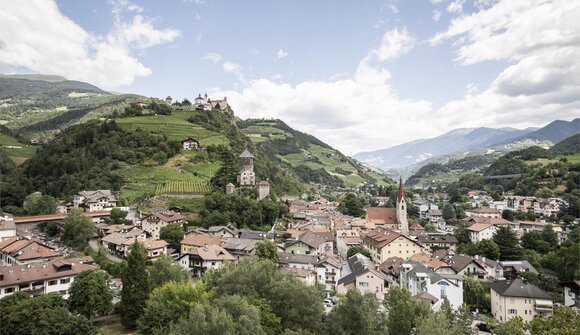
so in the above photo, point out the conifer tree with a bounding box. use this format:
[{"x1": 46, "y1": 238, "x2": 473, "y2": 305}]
[
  {"x1": 493, "y1": 226, "x2": 523, "y2": 261},
  {"x1": 120, "y1": 241, "x2": 150, "y2": 329}
]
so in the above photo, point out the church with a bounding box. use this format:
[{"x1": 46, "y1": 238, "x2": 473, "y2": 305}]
[{"x1": 365, "y1": 177, "x2": 409, "y2": 235}]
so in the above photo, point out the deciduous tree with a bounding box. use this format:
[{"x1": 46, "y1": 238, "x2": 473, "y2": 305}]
[
  {"x1": 68, "y1": 270, "x2": 113, "y2": 318},
  {"x1": 159, "y1": 224, "x2": 184, "y2": 250},
  {"x1": 62, "y1": 208, "x2": 95, "y2": 250},
  {"x1": 324, "y1": 289, "x2": 388, "y2": 335},
  {"x1": 255, "y1": 240, "x2": 279, "y2": 263},
  {"x1": 148, "y1": 255, "x2": 190, "y2": 290}
]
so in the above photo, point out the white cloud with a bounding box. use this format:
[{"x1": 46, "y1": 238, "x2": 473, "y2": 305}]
[
  {"x1": 202, "y1": 52, "x2": 222, "y2": 63},
  {"x1": 0, "y1": 0, "x2": 179, "y2": 89},
  {"x1": 277, "y1": 49, "x2": 289, "y2": 59},
  {"x1": 447, "y1": 0, "x2": 465, "y2": 14},
  {"x1": 433, "y1": 0, "x2": 580, "y2": 130},
  {"x1": 211, "y1": 28, "x2": 432, "y2": 155},
  {"x1": 430, "y1": 0, "x2": 444, "y2": 3},
  {"x1": 371, "y1": 27, "x2": 415, "y2": 62},
  {"x1": 222, "y1": 61, "x2": 245, "y2": 83},
  {"x1": 432, "y1": 9, "x2": 441, "y2": 22},
  {"x1": 196, "y1": 32, "x2": 203, "y2": 42},
  {"x1": 387, "y1": 4, "x2": 398, "y2": 14}
]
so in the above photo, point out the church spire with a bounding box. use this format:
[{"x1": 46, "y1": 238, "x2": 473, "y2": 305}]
[{"x1": 397, "y1": 176, "x2": 405, "y2": 202}]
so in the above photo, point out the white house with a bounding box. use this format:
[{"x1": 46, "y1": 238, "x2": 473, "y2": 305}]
[
  {"x1": 141, "y1": 210, "x2": 186, "y2": 239},
  {"x1": 466, "y1": 223, "x2": 498, "y2": 243},
  {"x1": 400, "y1": 260, "x2": 464, "y2": 310},
  {"x1": 337, "y1": 253, "x2": 389, "y2": 301},
  {"x1": 181, "y1": 138, "x2": 200, "y2": 150},
  {"x1": 315, "y1": 255, "x2": 342, "y2": 292},
  {"x1": 0, "y1": 218, "x2": 17, "y2": 241},
  {"x1": 72, "y1": 190, "x2": 117, "y2": 212},
  {"x1": 0, "y1": 257, "x2": 97, "y2": 299},
  {"x1": 178, "y1": 245, "x2": 235, "y2": 277},
  {"x1": 563, "y1": 281, "x2": 580, "y2": 307}
]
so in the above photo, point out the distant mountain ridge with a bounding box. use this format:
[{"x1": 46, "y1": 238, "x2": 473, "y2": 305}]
[
  {"x1": 353, "y1": 127, "x2": 536, "y2": 170},
  {"x1": 354, "y1": 118, "x2": 580, "y2": 174}
]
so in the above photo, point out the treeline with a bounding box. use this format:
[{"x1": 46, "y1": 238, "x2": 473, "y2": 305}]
[
  {"x1": 194, "y1": 191, "x2": 288, "y2": 231},
  {"x1": 0, "y1": 120, "x2": 181, "y2": 211}
]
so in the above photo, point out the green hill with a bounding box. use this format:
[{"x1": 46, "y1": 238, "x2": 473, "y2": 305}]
[
  {"x1": 550, "y1": 133, "x2": 580, "y2": 155},
  {"x1": 0, "y1": 76, "x2": 139, "y2": 141},
  {"x1": 239, "y1": 119, "x2": 393, "y2": 188},
  {"x1": 0, "y1": 125, "x2": 37, "y2": 165}
]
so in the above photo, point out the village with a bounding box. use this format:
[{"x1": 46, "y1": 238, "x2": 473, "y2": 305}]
[{"x1": 1, "y1": 152, "x2": 577, "y2": 333}]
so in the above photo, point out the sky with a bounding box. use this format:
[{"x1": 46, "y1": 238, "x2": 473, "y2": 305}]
[{"x1": 1, "y1": 0, "x2": 579, "y2": 155}]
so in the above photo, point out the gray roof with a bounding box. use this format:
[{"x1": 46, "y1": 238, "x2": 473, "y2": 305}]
[
  {"x1": 239, "y1": 148, "x2": 254, "y2": 158},
  {"x1": 499, "y1": 260, "x2": 538, "y2": 275},
  {"x1": 417, "y1": 234, "x2": 458, "y2": 244},
  {"x1": 222, "y1": 238, "x2": 257, "y2": 253},
  {"x1": 337, "y1": 253, "x2": 387, "y2": 286},
  {"x1": 278, "y1": 252, "x2": 319, "y2": 266},
  {"x1": 490, "y1": 278, "x2": 552, "y2": 299}
]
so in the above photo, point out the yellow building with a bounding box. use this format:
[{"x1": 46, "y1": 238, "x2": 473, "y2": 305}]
[
  {"x1": 362, "y1": 227, "x2": 424, "y2": 264},
  {"x1": 490, "y1": 278, "x2": 553, "y2": 322}
]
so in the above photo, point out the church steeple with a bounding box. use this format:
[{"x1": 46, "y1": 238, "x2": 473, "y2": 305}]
[
  {"x1": 397, "y1": 176, "x2": 405, "y2": 202},
  {"x1": 396, "y1": 176, "x2": 409, "y2": 236}
]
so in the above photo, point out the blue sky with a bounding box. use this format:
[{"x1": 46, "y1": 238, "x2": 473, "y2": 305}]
[{"x1": 1, "y1": 0, "x2": 579, "y2": 155}]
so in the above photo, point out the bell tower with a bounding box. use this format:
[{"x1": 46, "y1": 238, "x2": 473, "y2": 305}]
[{"x1": 396, "y1": 177, "x2": 409, "y2": 235}]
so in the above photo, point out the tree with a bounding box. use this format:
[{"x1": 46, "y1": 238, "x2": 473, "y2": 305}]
[
  {"x1": 255, "y1": 240, "x2": 279, "y2": 263},
  {"x1": 424, "y1": 223, "x2": 437, "y2": 233},
  {"x1": 541, "y1": 224, "x2": 558, "y2": 249},
  {"x1": 204, "y1": 257, "x2": 324, "y2": 334},
  {"x1": 159, "y1": 224, "x2": 184, "y2": 250},
  {"x1": 463, "y1": 276, "x2": 489, "y2": 311},
  {"x1": 61, "y1": 209, "x2": 95, "y2": 250},
  {"x1": 475, "y1": 239, "x2": 500, "y2": 260},
  {"x1": 0, "y1": 292, "x2": 95, "y2": 335},
  {"x1": 385, "y1": 287, "x2": 430, "y2": 335},
  {"x1": 337, "y1": 193, "x2": 365, "y2": 217},
  {"x1": 493, "y1": 226, "x2": 523, "y2": 261},
  {"x1": 324, "y1": 289, "x2": 388, "y2": 335},
  {"x1": 108, "y1": 208, "x2": 130, "y2": 224},
  {"x1": 528, "y1": 306, "x2": 580, "y2": 335},
  {"x1": 502, "y1": 209, "x2": 514, "y2": 221},
  {"x1": 68, "y1": 270, "x2": 113, "y2": 319},
  {"x1": 535, "y1": 187, "x2": 555, "y2": 199},
  {"x1": 120, "y1": 242, "x2": 150, "y2": 329},
  {"x1": 442, "y1": 203, "x2": 456, "y2": 221},
  {"x1": 347, "y1": 246, "x2": 372, "y2": 259},
  {"x1": 148, "y1": 255, "x2": 190, "y2": 290},
  {"x1": 138, "y1": 280, "x2": 211, "y2": 335},
  {"x1": 23, "y1": 193, "x2": 57, "y2": 215},
  {"x1": 416, "y1": 311, "x2": 460, "y2": 335},
  {"x1": 521, "y1": 231, "x2": 551, "y2": 254}
]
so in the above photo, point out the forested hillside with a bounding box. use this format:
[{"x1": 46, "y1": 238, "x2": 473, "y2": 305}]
[
  {"x1": 239, "y1": 119, "x2": 393, "y2": 188},
  {"x1": 550, "y1": 133, "x2": 580, "y2": 155}
]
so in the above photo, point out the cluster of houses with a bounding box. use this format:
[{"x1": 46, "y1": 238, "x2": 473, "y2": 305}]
[
  {"x1": 0, "y1": 178, "x2": 577, "y2": 325},
  {"x1": 466, "y1": 192, "x2": 567, "y2": 217}
]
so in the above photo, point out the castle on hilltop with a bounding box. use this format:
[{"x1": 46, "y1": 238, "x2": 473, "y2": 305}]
[
  {"x1": 193, "y1": 93, "x2": 229, "y2": 111},
  {"x1": 167, "y1": 93, "x2": 231, "y2": 114}
]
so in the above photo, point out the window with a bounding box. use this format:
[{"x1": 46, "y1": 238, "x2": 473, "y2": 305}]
[
  {"x1": 60, "y1": 278, "x2": 70, "y2": 284},
  {"x1": 508, "y1": 309, "x2": 517, "y2": 315},
  {"x1": 359, "y1": 282, "x2": 368, "y2": 287},
  {"x1": 4, "y1": 287, "x2": 15, "y2": 293},
  {"x1": 48, "y1": 280, "x2": 58, "y2": 286}
]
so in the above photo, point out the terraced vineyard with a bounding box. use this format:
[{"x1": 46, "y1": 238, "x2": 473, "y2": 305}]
[
  {"x1": 155, "y1": 180, "x2": 212, "y2": 195},
  {"x1": 115, "y1": 111, "x2": 228, "y2": 145}
]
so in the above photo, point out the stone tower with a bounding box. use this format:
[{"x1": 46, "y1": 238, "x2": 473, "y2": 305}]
[
  {"x1": 257, "y1": 179, "x2": 270, "y2": 200},
  {"x1": 237, "y1": 148, "x2": 256, "y2": 186},
  {"x1": 396, "y1": 177, "x2": 409, "y2": 236},
  {"x1": 225, "y1": 183, "x2": 235, "y2": 195}
]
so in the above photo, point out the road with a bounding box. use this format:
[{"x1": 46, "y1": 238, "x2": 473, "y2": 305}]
[{"x1": 89, "y1": 240, "x2": 123, "y2": 263}]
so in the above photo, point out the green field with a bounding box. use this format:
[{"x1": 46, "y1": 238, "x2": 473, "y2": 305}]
[
  {"x1": 115, "y1": 111, "x2": 228, "y2": 145},
  {"x1": 0, "y1": 132, "x2": 37, "y2": 164},
  {"x1": 525, "y1": 153, "x2": 580, "y2": 166}
]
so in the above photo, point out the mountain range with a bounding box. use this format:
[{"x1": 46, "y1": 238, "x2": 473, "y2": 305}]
[{"x1": 354, "y1": 118, "x2": 580, "y2": 174}]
